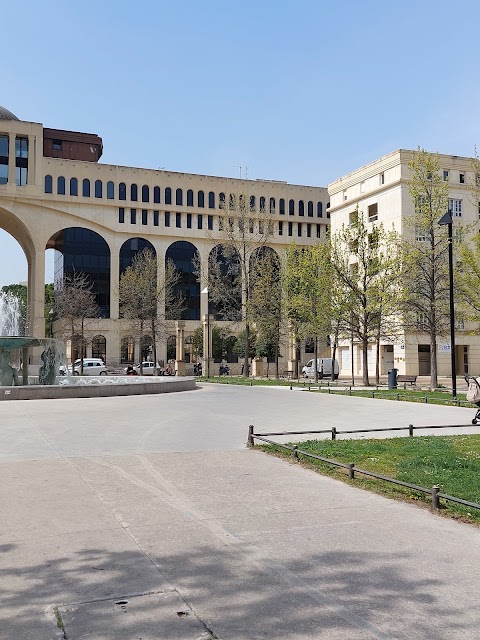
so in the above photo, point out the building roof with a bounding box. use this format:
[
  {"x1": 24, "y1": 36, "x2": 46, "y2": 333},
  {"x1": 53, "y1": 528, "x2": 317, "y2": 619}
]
[{"x1": 0, "y1": 106, "x2": 19, "y2": 121}]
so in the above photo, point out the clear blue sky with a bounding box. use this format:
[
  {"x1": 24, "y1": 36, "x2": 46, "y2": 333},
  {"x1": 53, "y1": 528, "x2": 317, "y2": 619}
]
[{"x1": 2, "y1": 0, "x2": 480, "y2": 286}]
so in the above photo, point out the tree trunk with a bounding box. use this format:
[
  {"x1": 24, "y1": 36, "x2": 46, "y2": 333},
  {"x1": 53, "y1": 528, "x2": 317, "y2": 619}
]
[
  {"x1": 362, "y1": 337, "x2": 370, "y2": 386},
  {"x1": 375, "y1": 329, "x2": 381, "y2": 385},
  {"x1": 430, "y1": 332, "x2": 438, "y2": 390},
  {"x1": 80, "y1": 317, "x2": 85, "y2": 374},
  {"x1": 314, "y1": 337, "x2": 318, "y2": 383},
  {"x1": 244, "y1": 322, "x2": 250, "y2": 378},
  {"x1": 331, "y1": 330, "x2": 338, "y2": 382}
]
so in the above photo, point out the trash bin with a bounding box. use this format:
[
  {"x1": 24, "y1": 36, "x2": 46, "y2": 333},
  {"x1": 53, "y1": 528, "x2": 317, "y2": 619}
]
[{"x1": 388, "y1": 368, "x2": 398, "y2": 390}]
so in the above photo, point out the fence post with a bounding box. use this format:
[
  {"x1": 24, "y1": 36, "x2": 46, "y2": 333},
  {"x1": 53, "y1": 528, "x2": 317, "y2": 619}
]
[
  {"x1": 432, "y1": 485, "x2": 440, "y2": 510},
  {"x1": 291, "y1": 446, "x2": 299, "y2": 459},
  {"x1": 409, "y1": 424, "x2": 414, "y2": 437},
  {"x1": 250, "y1": 379, "x2": 253, "y2": 386},
  {"x1": 328, "y1": 387, "x2": 331, "y2": 394},
  {"x1": 331, "y1": 426, "x2": 337, "y2": 441},
  {"x1": 308, "y1": 385, "x2": 311, "y2": 392},
  {"x1": 247, "y1": 425, "x2": 255, "y2": 448},
  {"x1": 349, "y1": 386, "x2": 352, "y2": 396},
  {"x1": 425, "y1": 395, "x2": 428, "y2": 404},
  {"x1": 348, "y1": 463, "x2": 355, "y2": 480},
  {"x1": 290, "y1": 382, "x2": 293, "y2": 390}
]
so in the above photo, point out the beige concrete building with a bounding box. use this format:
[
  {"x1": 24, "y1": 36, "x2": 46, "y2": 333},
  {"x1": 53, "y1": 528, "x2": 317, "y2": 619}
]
[
  {"x1": 0, "y1": 106, "x2": 330, "y2": 372},
  {"x1": 328, "y1": 148, "x2": 480, "y2": 378}
]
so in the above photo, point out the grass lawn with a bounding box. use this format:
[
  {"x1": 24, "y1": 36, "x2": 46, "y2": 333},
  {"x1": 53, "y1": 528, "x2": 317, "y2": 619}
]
[{"x1": 260, "y1": 435, "x2": 480, "y2": 524}]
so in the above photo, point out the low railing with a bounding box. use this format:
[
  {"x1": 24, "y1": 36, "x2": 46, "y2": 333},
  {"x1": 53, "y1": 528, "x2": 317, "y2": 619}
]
[{"x1": 247, "y1": 424, "x2": 480, "y2": 512}]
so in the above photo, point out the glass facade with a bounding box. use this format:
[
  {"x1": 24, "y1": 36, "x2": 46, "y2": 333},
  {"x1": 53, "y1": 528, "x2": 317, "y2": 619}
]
[
  {"x1": 119, "y1": 237, "x2": 155, "y2": 275},
  {"x1": 53, "y1": 227, "x2": 111, "y2": 317},
  {"x1": 0, "y1": 135, "x2": 8, "y2": 184},
  {"x1": 165, "y1": 241, "x2": 200, "y2": 320},
  {"x1": 15, "y1": 137, "x2": 28, "y2": 185}
]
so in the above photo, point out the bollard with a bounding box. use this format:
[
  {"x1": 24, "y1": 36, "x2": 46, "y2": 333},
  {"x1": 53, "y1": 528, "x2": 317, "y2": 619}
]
[
  {"x1": 432, "y1": 485, "x2": 440, "y2": 510},
  {"x1": 409, "y1": 424, "x2": 414, "y2": 437},
  {"x1": 291, "y1": 446, "x2": 299, "y2": 459},
  {"x1": 328, "y1": 387, "x2": 331, "y2": 394},
  {"x1": 250, "y1": 379, "x2": 253, "y2": 386},
  {"x1": 372, "y1": 391, "x2": 375, "y2": 398},
  {"x1": 396, "y1": 393, "x2": 400, "y2": 401},
  {"x1": 290, "y1": 382, "x2": 292, "y2": 390},
  {"x1": 349, "y1": 386, "x2": 352, "y2": 396},
  {"x1": 308, "y1": 385, "x2": 311, "y2": 392},
  {"x1": 331, "y1": 426, "x2": 337, "y2": 441},
  {"x1": 348, "y1": 463, "x2": 355, "y2": 480},
  {"x1": 247, "y1": 425, "x2": 255, "y2": 448},
  {"x1": 425, "y1": 395, "x2": 428, "y2": 404}
]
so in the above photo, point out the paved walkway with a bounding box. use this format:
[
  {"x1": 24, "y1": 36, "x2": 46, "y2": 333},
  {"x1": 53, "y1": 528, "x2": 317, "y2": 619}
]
[{"x1": 1, "y1": 385, "x2": 479, "y2": 639}]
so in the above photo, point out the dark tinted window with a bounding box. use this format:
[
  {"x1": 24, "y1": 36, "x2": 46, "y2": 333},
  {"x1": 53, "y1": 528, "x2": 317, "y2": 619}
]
[
  {"x1": 219, "y1": 192, "x2": 225, "y2": 208},
  {"x1": 107, "y1": 181, "x2": 114, "y2": 199},
  {"x1": 197, "y1": 214, "x2": 203, "y2": 229},
  {"x1": 165, "y1": 187, "x2": 172, "y2": 204},
  {"x1": 131, "y1": 184, "x2": 138, "y2": 201},
  {"x1": 317, "y1": 202, "x2": 323, "y2": 217},
  {"x1": 250, "y1": 196, "x2": 256, "y2": 211},
  {"x1": 141, "y1": 185, "x2": 149, "y2": 202},
  {"x1": 289, "y1": 199, "x2": 294, "y2": 215},
  {"x1": 130, "y1": 208, "x2": 136, "y2": 224},
  {"x1": 57, "y1": 176, "x2": 65, "y2": 195},
  {"x1": 70, "y1": 177, "x2": 78, "y2": 196},
  {"x1": 198, "y1": 190, "x2": 204, "y2": 208},
  {"x1": 153, "y1": 210, "x2": 159, "y2": 226},
  {"x1": 119, "y1": 182, "x2": 126, "y2": 200},
  {"x1": 299, "y1": 200, "x2": 304, "y2": 216},
  {"x1": 208, "y1": 191, "x2": 215, "y2": 208},
  {"x1": 187, "y1": 189, "x2": 194, "y2": 206},
  {"x1": 187, "y1": 213, "x2": 192, "y2": 228},
  {"x1": 95, "y1": 180, "x2": 102, "y2": 198},
  {"x1": 176, "y1": 212, "x2": 181, "y2": 227},
  {"x1": 165, "y1": 211, "x2": 170, "y2": 226},
  {"x1": 307, "y1": 201, "x2": 313, "y2": 217},
  {"x1": 44, "y1": 175, "x2": 53, "y2": 193},
  {"x1": 82, "y1": 179, "x2": 90, "y2": 197},
  {"x1": 176, "y1": 188, "x2": 183, "y2": 206},
  {"x1": 154, "y1": 186, "x2": 161, "y2": 203},
  {"x1": 270, "y1": 197, "x2": 275, "y2": 213},
  {"x1": 279, "y1": 198, "x2": 285, "y2": 214},
  {"x1": 142, "y1": 209, "x2": 148, "y2": 225},
  {"x1": 165, "y1": 241, "x2": 200, "y2": 320},
  {"x1": 119, "y1": 207, "x2": 125, "y2": 223},
  {"x1": 260, "y1": 196, "x2": 266, "y2": 211}
]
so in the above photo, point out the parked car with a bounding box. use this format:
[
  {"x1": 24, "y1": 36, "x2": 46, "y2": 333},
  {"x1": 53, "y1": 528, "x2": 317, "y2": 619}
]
[
  {"x1": 124, "y1": 361, "x2": 157, "y2": 375},
  {"x1": 302, "y1": 358, "x2": 339, "y2": 379},
  {"x1": 59, "y1": 358, "x2": 108, "y2": 376}
]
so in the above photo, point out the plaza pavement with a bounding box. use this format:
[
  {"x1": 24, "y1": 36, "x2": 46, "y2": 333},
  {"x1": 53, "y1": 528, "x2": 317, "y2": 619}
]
[{"x1": 1, "y1": 384, "x2": 480, "y2": 639}]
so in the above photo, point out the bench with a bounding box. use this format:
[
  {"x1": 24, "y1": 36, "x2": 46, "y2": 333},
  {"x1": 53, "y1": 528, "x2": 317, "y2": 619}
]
[
  {"x1": 281, "y1": 369, "x2": 294, "y2": 380},
  {"x1": 397, "y1": 374, "x2": 417, "y2": 388}
]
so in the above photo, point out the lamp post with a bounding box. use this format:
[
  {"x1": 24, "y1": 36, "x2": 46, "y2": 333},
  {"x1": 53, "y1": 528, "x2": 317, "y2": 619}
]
[
  {"x1": 48, "y1": 307, "x2": 54, "y2": 338},
  {"x1": 201, "y1": 286, "x2": 210, "y2": 378},
  {"x1": 438, "y1": 210, "x2": 457, "y2": 399}
]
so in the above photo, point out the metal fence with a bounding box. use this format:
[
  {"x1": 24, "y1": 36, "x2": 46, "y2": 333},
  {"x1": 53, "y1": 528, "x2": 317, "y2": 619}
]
[{"x1": 247, "y1": 424, "x2": 480, "y2": 513}]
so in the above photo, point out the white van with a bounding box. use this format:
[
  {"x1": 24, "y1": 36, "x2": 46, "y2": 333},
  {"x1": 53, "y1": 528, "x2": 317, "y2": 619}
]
[
  {"x1": 60, "y1": 358, "x2": 108, "y2": 376},
  {"x1": 302, "y1": 358, "x2": 339, "y2": 379}
]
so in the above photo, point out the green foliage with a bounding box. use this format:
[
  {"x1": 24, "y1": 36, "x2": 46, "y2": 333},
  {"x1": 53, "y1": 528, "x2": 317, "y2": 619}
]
[
  {"x1": 191, "y1": 325, "x2": 237, "y2": 361},
  {"x1": 233, "y1": 329, "x2": 256, "y2": 358}
]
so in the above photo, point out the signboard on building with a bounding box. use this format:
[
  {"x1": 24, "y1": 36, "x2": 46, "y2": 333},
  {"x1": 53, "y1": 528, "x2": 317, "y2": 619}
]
[{"x1": 438, "y1": 343, "x2": 451, "y2": 353}]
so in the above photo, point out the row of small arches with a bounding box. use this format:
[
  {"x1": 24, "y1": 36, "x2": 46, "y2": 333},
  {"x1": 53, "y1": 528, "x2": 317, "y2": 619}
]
[{"x1": 44, "y1": 175, "x2": 326, "y2": 217}]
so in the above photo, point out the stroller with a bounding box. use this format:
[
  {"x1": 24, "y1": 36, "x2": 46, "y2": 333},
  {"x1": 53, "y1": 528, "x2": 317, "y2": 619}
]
[{"x1": 465, "y1": 376, "x2": 480, "y2": 424}]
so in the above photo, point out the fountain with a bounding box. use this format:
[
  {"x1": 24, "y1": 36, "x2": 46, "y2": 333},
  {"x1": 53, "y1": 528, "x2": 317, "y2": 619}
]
[{"x1": 0, "y1": 291, "x2": 65, "y2": 386}]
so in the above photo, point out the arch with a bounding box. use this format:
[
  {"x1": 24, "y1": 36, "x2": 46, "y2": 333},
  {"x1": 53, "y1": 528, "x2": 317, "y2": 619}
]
[
  {"x1": 249, "y1": 245, "x2": 280, "y2": 272},
  {"x1": 57, "y1": 176, "x2": 66, "y2": 195},
  {"x1": 165, "y1": 241, "x2": 200, "y2": 320},
  {"x1": 131, "y1": 183, "x2": 138, "y2": 201},
  {"x1": 47, "y1": 227, "x2": 111, "y2": 318},
  {"x1": 82, "y1": 178, "x2": 90, "y2": 197},
  {"x1": 119, "y1": 182, "x2": 126, "y2": 200},
  {"x1": 142, "y1": 184, "x2": 149, "y2": 203},
  {"x1": 44, "y1": 175, "x2": 53, "y2": 193},
  {"x1": 198, "y1": 190, "x2": 204, "y2": 208},
  {"x1": 176, "y1": 188, "x2": 183, "y2": 206},
  {"x1": 208, "y1": 245, "x2": 241, "y2": 321},
  {"x1": 208, "y1": 191, "x2": 215, "y2": 208},
  {"x1": 308, "y1": 200, "x2": 313, "y2": 217},
  {"x1": 279, "y1": 198, "x2": 285, "y2": 214},
  {"x1": 95, "y1": 179, "x2": 103, "y2": 198},
  {"x1": 299, "y1": 200, "x2": 305, "y2": 216},
  {"x1": 119, "y1": 237, "x2": 156, "y2": 275},
  {"x1": 121, "y1": 336, "x2": 135, "y2": 363},
  {"x1": 165, "y1": 187, "x2": 172, "y2": 205},
  {"x1": 107, "y1": 181, "x2": 114, "y2": 199},
  {"x1": 92, "y1": 334, "x2": 106, "y2": 360},
  {"x1": 154, "y1": 186, "x2": 161, "y2": 203},
  {"x1": 187, "y1": 189, "x2": 194, "y2": 206}
]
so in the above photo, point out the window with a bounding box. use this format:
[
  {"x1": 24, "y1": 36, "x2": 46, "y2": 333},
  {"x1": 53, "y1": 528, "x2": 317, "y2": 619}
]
[
  {"x1": 208, "y1": 191, "x2": 215, "y2": 208},
  {"x1": 316, "y1": 224, "x2": 321, "y2": 238},
  {"x1": 119, "y1": 182, "x2": 126, "y2": 200},
  {"x1": 297, "y1": 222, "x2": 302, "y2": 236},
  {"x1": 57, "y1": 176, "x2": 65, "y2": 195},
  {"x1": 82, "y1": 179, "x2": 90, "y2": 197},
  {"x1": 176, "y1": 188, "x2": 183, "y2": 206},
  {"x1": 165, "y1": 211, "x2": 170, "y2": 227},
  {"x1": 317, "y1": 202, "x2": 322, "y2": 217},
  {"x1": 250, "y1": 195, "x2": 256, "y2": 211},
  {"x1": 142, "y1": 185, "x2": 149, "y2": 203},
  {"x1": 0, "y1": 135, "x2": 8, "y2": 184},
  {"x1": 459, "y1": 173, "x2": 465, "y2": 184},
  {"x1": 449, "y1": 198, "x2": 462, "y2": 217},
  {"x1": 259, "y1": 196, "x2": 266, "y2": 211},
  {"x1": 278, "y1": 221, "x2": 283, "y2": 236},
  {"x1": 307, "y1": 223, "x2": 311, "y2": 237},
  {"x1": 176, "y1": 212, "x2": 181, "y2": 227},
  {"x1": 415, "y1": 225, "x2": 428, "y2": 242},
  {"x1": 198, "y1": 190, "x2": 204, "y2": 208},
  {"x1": 154, "y1": 186, "x2": 161, "y2": 203},
  {"x1": 208, "y1": 215, "x2": 213, "y2": 230},
  {"x1": 368, "y1": 203, "x2": 378, "y2": 222},
  {"x1": 142, "y1": 209, "x2": 148, "y2": 225},
  {"x1": 219, "y1": 192, "x2": 225, "y2": 209},
  {"x1": 187, "y1": 189, "x2": 193, "y2": 206},
  {"x1": 187, "y1": 213, "x2": 192, "y2": 228},
  {"x1": 288, "y1": 221, "x2": 293, "y2": 236},
  {"x1": 343, "y1": 189, "x2": 347, "y2": 201},
  {"x1": 305, "y1": 338, "x2": 315, "y2": 353},
  {"x1": 119, "y1": 208, "x2": 125, "y2": 223},
  {"x1": 52, "y1": 139, "x2": 62, "y2": 151},
  {"x1": 107, "y1": 181, "x2": 114, "y2": 199},
  {"x1": 15, "y1": 137, "x2": 28, "y2": 185},
  {"x1": 380, "y1": 172, "x2": 385, "y2": 185},
  {"x1": 443, "y1": 170, "x2": 449, "y2": 182},
  {"x1": 70, "y1": 177, "x2": 78, "y2": 196},
  {"x1": 44, "y1": 175, "x2": 53, "y2": 193},
  {"x1": 269, "y1": 197, "x2": 275, "y2": 213},
  {"x1": 307, "y1": 201, "x2": 313, "y2": 217},
  {"x1": 197, "y1": 214, "x2": 203, "y2": 229},
  {"x1": 230, "y1": 193, "x2": 237, "y2": 210},
  {"x1": 165, "y1": 187, "x2": 172, "y2": 204},
  {"x1": 153, "y1": 210, "x2": 159, "y2": 226},
  {"x1": 299, "y1": 200, "x2": 304, "y2": 216},
  {"x1": 131, "y1": 184, "x2": 138, "y2": 201},
  {"x1": 349, "y1": 210, "x2": 358, "y2": 225},
  {"x1": 289, "y1": 199, "x2": 295, "y2": 215},
  {"x1": 130, "y1": 208, "x2": 136, "y2": 224},
  {"x1": 455, "y1": 318, "x2": 465, "y2": 330},
  {"x1": 277, "y1": 198, "x2": 285, "y2": 215},
  {"x1": 95, "y1": 180, "x2": 102, "y2": 198}
]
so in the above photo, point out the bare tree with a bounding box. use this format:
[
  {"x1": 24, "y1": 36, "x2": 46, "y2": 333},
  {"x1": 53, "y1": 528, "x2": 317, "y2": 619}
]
[{"x1": 54, "y1": 271, "x2": 99, "y2": 373}]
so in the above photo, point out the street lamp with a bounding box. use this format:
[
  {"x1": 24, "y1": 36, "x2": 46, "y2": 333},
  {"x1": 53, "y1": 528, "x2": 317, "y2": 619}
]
[
  {"x1": 438, "y1": 210, "x2": 457, "y2": 399},
  {"x1": 48, "y1": 307, "x2": 54, "y2": 338},
  {"x1": 201, "y1": 286, "x2": 210, "y2": 378}
]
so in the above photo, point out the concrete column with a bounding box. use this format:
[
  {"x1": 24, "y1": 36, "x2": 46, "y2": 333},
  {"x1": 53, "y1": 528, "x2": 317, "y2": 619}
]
[
  {"x1": 8, "y1": 133, "x2": 15, "y2": 184},
  {"x1": 28, "y1": 247, "x2": 45, "y2": 339},
  {"x1": 202, "y1": 314, "x2": 213, "y2": 377},
  {"x1": 252, "y1": 357, "x2": 264, "y2": 377},
  {"x1": 175, "y1": 320, "x2": 186, "y2": 375},
  {"x1": 109, "y1": 247, "x2": 120, "y2": 319}
]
